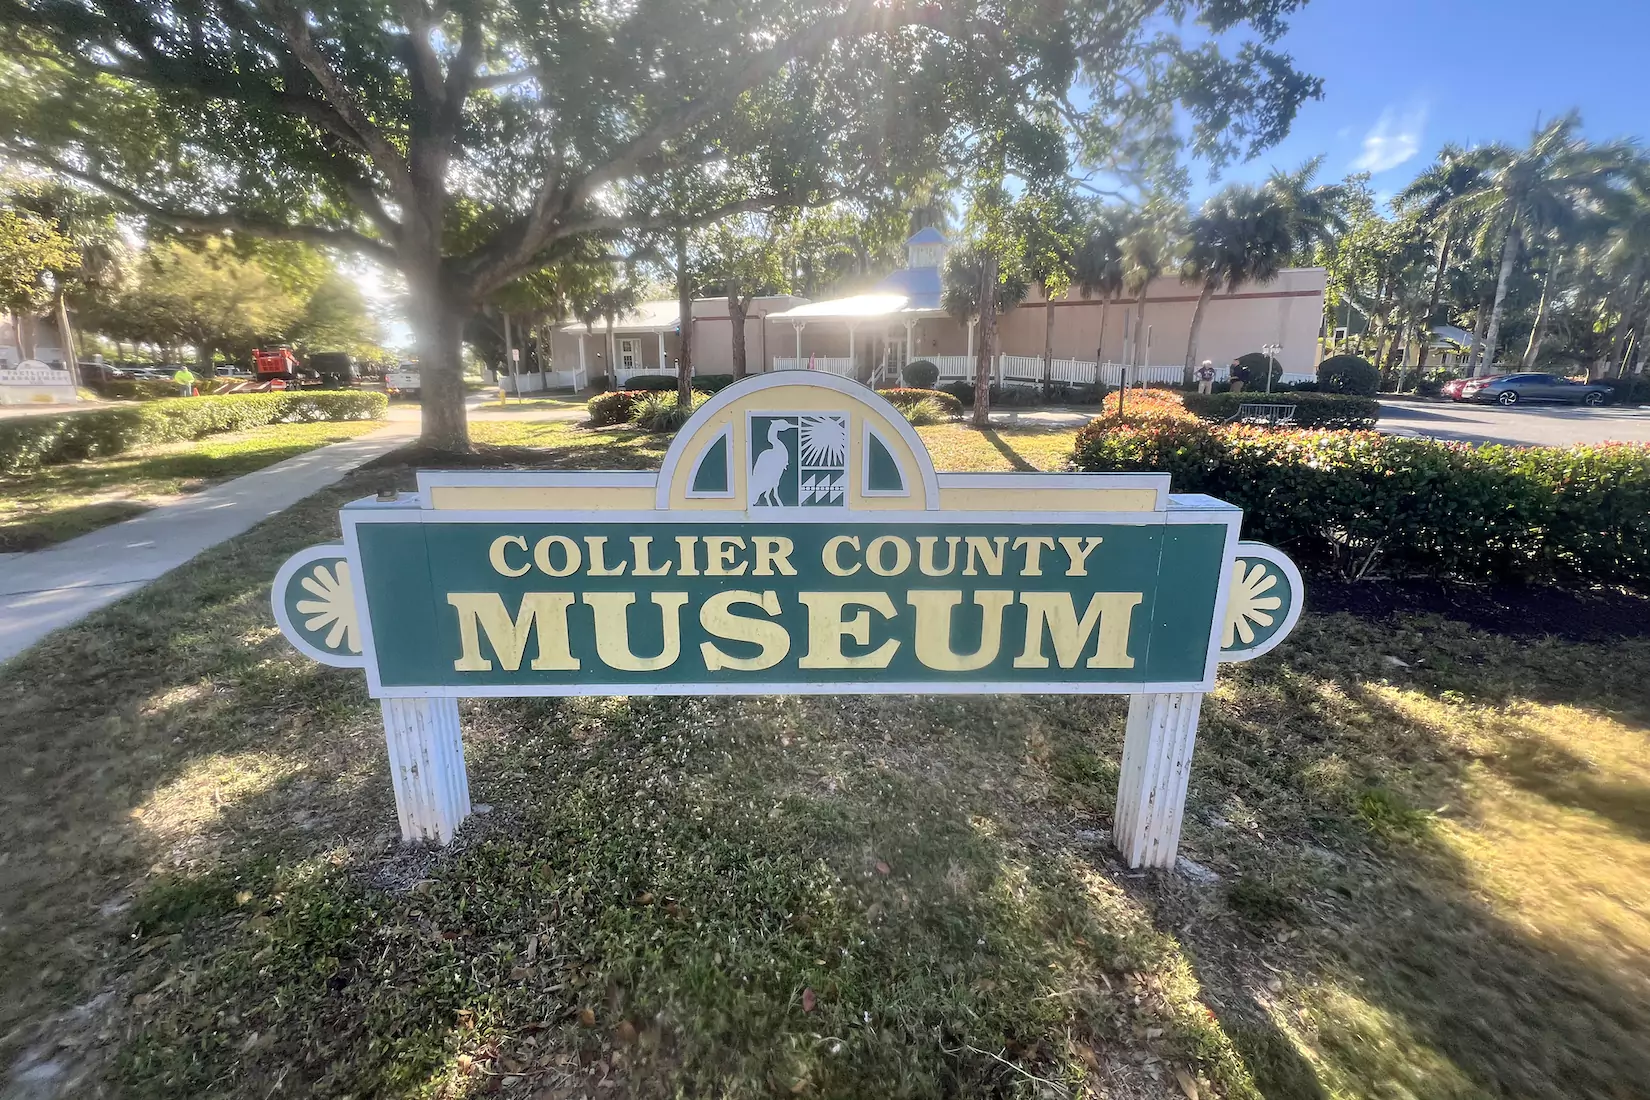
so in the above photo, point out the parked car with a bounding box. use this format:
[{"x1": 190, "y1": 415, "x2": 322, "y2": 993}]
[
  {"x1": 1461, "y1": 372, "x2": 1614, "y2": 407},
  {"x1": 1441, "y1": 377, "x2": 1478, "y2": 400},
  {"x1": 215, "y1": 365, "x2": 252, "y2": 378},
  {"x1": 307, "y1": 351, "x2": 357, "y2": 389}
]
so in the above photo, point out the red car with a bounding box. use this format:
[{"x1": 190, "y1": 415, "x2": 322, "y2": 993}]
[{"x1": 1445, "y1": 375, "x2": 1504, "y2": 400}]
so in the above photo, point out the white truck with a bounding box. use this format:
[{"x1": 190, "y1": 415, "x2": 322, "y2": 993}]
[{"x1": 384, "y1": 361, "x2": 420, "y2": 398}]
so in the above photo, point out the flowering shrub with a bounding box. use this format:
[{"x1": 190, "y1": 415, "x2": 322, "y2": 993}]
[
  {"x1": 587, "y1": 390, "x2": 646, "y2": 427},
  {"x1": 1181, "y1": 391, "x2": 1381, "y2": 429},
  {"x1": 1073, "y1": 414, "x2": 1650, "y2": 587}
]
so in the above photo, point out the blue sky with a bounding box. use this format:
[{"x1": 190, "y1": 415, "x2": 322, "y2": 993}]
[{"x1": 1197, "y1": 0, "x2": 1650, "y2": 202}]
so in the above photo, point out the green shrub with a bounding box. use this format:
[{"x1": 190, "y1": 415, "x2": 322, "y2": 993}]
[
  {"x1": 1071, "y1": 418, "x2": 1650, "y2": 590},
  {"x1": 619, "y1": 374, "x2": 679, "y2": 392},
  {"x1": 1318, "y1": 354, "x2": 1380, "y2": 396},
  {"x1": 92, "y1": 378, "x2": 182, "y2": 401},
  {"x1": 586, "y1": 390, "x2": 645, "y2": 427},
  {"x1": 899, "y1": 398, "x2": 955, "y2": 426},
  {"x1": 693, "y1": 374, "x2": 736, "y2": 393},
  {"x1": 0, "y1": 391, "x2": 386, "y2": 475},
  {"x1": 1234, "y1": 352, "x2": 1284, "y2": 390},
  {"x1": 1609, "y1": 374, "x2": 1650, "y2": 406},
  {"x1": 876, "y1": 388, "x2": 964, "y2": 419},
  {"x1": 630, "y1": 391, "x2": 709, "y2": 433},
  {"x1": 903, "y1": 359, "x2": 941, "y2": 389},
  {"x1": 1181, "y1": 391, "x2": 1381, "y2": 429}
]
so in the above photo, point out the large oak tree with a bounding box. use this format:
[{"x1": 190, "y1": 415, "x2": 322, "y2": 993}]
[{"x1": 1, "y1": 0, "x2": 1318, "y2": 449}]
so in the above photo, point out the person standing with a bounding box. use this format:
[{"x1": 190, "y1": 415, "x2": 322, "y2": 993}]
[
  {"x1": 172, "y1": 366, "x2": 195, "y2": 397},
  {"x1": 1196, "y1": 360, "x2": 1216, "y2": 394},
  {"x1": 1228, "y1": 357, "x2": 1246, "y2": 394}
]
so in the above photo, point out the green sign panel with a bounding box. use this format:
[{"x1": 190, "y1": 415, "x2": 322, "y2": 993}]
[{"x1": 272, "y1": 373, "x2": 1302, "y2": 699}]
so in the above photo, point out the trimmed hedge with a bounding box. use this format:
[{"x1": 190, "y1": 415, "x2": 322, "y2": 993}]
[
  {"x1": 1182, "y1": 391, "x2": 1381, "y2": 429},
  {"x1": 1072, "y1": 415, "x2": 1650, "y2": 588},
  {"x1": 0, "y1": 391, "x2": 387, "y2": 475},
  {"x1": 618, "y1": 373, "x2": 738, "y2": 394},
  {"x1": 877, "y1": 388, "x2": 964, "y2": 419},
  {"x1": 1318, "y1": 354, "x2": 1380, "y2": 396},
  {"x1": 903, "y1": 359, "x2": 941, "y2": 389},
  {"x1": 1234, "y1": 352, "x2": 1284, "y2": 389}
]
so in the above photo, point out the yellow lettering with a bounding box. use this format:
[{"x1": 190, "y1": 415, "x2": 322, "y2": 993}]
[
  {"x1": 1014, "y1": 591, "x2": 1143, "y2": 669},
  {"x1": 907, "y1": 590, "x2": 1013, "y2": 671},
  {"x1": 532, "y1": 535, "x2": 582, "y2": 577},
  {"x1": 963, "y1": 536, "x2": 1009, "y2": 577},
  {"x1": 584, "y1": 536, "x2": 627, "y2": 576},
  {"x1": 823, "y1": 535, "x2": 861, "y2": 577},
  {"x1": 581, "y1": 592, "x2": 690, "y2": 671},
  {"x1": 865, "y1": 535, "x2": 912, "y2": 577},
  {"x1": 797, "y1": 592, "x2": 900, "y2": 669},
  {"x1": 751, "y1": 535, "x2": 797, "y2": 577},
  {"x1": 1012, "y1": 536, "x2": 1056, "y2": 577},
  {"x1": 489, "y1": 535, "x2": 530, "y2": 578},
  {"x1": 674, "y1": 535, "x2": 701, "y2": 577},
  {"x1": 447, "y1": 592, "x2": 579, "y2": 672},
  {"x1": 630, "y1": 535, "x2": 671, "y2": 576},
  {"x1": 704, "y1": 535, "x2": 748, "y2": 576},
  {"x1": 916, "y1": 535, "x2": 961, "y2": 576},
  {"x1": 1057, "y1": 536, "x2": 1105, "y2": 577},
  {"x1": 699, "y1": 590, "x2": 789, "y2": 671}
]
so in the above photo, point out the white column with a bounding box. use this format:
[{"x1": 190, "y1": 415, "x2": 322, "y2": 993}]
[
  {"x1": 1113, "y1": 692, "x2": 1203, "y2": 869},
  {"x1": 381, "y1": 697, "x2": 472, "y2": 844},
  {"x1": 793, "y1": 321, "x2": 804, "y2": 367},
  {"x1": 847, "y1": 322, "x2": 856, "y2": 365},
  {"x1": 578, "y1": 333, "x2": 587, "y2": 380},
  {"x1": 658, "y1": 329, "x2": 667, "y2": 370},
  {"x1": 904, "y1": 318, "x2": 914, "y2": 364}
]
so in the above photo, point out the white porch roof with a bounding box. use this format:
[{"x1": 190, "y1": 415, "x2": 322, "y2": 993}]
[{"x1": 765, "y1": 293, "x2": 942, "y2": 322}]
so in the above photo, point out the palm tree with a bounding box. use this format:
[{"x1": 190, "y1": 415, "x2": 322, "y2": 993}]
[
  {"x1": 942, "y1": 242, "x2": 1028, "y2": 426},
  {"x1": 1117, "y1": 199, "x2": 1185, "y2": 377},
  {"x1": 1073, "y1": 209, "x2": 1126, "y2": 390},
  {"x1": 1395, "y1": 144, "x2": 1496, "y2": 370},
  {"x1": 1181, "y1": 185, "x2": 1291, "y2": 385},
  {"x1": 1263, "y1": 157, "x2": 1348, "y2": 261},
  {"x1": 1449, "y1": 114, "x2": 1634, "y2": 375},
  {"x1": 1594, "y1": 168, "x2": 1650, "y2": 376},
  {"x1": 1010, "y1": 190, "x2": 1081, "y2": 394}
]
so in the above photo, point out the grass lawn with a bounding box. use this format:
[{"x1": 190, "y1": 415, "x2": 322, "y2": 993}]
[
  {"x1": 480, "y1": 395, "x2": 590, "y2": 411},
  {"x1": 0, "y1": 419, "x2": 384, "y2": 552},
  {"x1": 2, "y1": 424, "x2": 1647, "y2": 1099}
]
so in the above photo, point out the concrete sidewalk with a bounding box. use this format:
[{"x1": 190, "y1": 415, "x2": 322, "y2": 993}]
[{"x1": 0, "y1": 421, "x2": 417, "y2": 664}]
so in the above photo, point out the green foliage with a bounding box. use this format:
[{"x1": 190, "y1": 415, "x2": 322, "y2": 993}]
[
  {"x1": 0, "y1": 207, "x2": 78, "y2": 314},
  {"x1": 876, "y1": 388, "x2": 963, "y2": 421},
  {"x1": 1318, "y1": 354, "x2": 1381, "y2": 396},
  {"x1": 0, "y1": 391, "x2": 386, "y2": 475},
  {"x1": 630, "y1": 391, "x2": 709, "y2": 433},
  {"x1": 899, "y1": 397, "x2": 955, "y2": 426},
  {"x1": 1072, "y1": 417, "x2": 1650, "y2": 588},
  {"x1": 586, "y1": 390, "x2": 645, "y2": 427},
  {"x1": 618, "y1": 374, "x2": 682, "y2": 392},
  {"x1": 92, "y1": 378, "x2": 185, "y2": 401},
  {"x1": 902, "y1": 359, "x2": 941, "y2": 389},
  {"x1": 690, "y1": 375, "x2": 736, "y2": 393},
  {"x1": 1234, "y1": 351, "x2": 1285, "y2": 389},
  {"x1": 1182, "y1": 391, "x2": 1381, "y2": 429}
]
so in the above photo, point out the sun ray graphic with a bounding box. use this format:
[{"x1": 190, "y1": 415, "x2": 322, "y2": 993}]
[{"x1": 798, "y1": 415, "x2": 848, "y2": 467}]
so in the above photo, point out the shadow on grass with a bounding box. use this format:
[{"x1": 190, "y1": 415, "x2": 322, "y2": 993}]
[
  {"x1": 0, "y1": 499, "x2": 153, "y2": 551},
  {"x1": 977, "y1": 428, "x2": 1039, "y2": 471}
]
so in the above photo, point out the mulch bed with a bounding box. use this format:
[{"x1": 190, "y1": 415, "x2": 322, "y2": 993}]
[{"x1": 1309, "y1": 577, "x2": 1650, "y2": 643}]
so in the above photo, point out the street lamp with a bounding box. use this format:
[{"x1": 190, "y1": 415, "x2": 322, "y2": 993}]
[{"x1": 1261, "y1": 343, "x2": 1281, "y2": 394}]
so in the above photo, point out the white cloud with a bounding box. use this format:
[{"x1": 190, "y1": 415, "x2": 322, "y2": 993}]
[{"x1": 1351, "y1": 104, "x2": 1428, "y2": 173}]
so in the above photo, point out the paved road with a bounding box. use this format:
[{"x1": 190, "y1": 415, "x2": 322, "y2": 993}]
[{"x1": 1376, "y1": 399, "x2": 1650, "y2": 447}]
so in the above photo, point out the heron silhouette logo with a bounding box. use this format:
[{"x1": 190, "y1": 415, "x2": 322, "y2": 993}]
[{"x1": 747, "y1": 413, "x2": 848, "y2": 507}]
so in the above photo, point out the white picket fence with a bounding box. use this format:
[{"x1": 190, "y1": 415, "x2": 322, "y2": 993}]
[
  {"x1": 772, "y1": 356, "x2": 856, "y2": 377},
  {"x1": 922, "y1": 355, "x2": 1188, "y2": 386}
]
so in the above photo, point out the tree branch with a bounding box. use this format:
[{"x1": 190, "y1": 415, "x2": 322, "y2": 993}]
[
  {"x1": 261, "y1": 0, "x2": 416, "y2": 202},
  {"x1": 9, "y1": 145, "x2": 397, "y2": 263}
]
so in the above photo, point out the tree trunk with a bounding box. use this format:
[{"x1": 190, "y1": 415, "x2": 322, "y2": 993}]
[
  {"x1": 675, "y1": 228, "x2": 693, "y2": 405},
  {"x1": 1132, "y1": 287, "x2": 1149, "y2": 382},
  {"x1": 410, "y1": 280, "x2": 471, "y2": 452},
  {"x1": 972, "y1": 251, "x2": 998, "y2": 429},
  {"x1": 55, "y1": 293, "x2": 81, "y2": 389},
  {"x1": 1183, "y1": 281, "x2": 1215, "y2": 388},
  {"x1": 1522, "y1": 266, "x2": 1555, "y2": 368},
  {"x1": 1417, "y1": 223, "x2": 1454, "y2": 371},
  {"x1": 1479, "y1": 226, "x2": 1519, "y2": 376},
  {"x1": 729, "y1": 287, "x2": 750, "y2": 378},
  {"x1": 1041, "y1": 294, "x2": 1056, "y2": 397},
  {"x1": 197, "y1": 339, "x2": 213, "y2": 376},
  {"x1": 18, "y1": 313, "x2": 36, "y2": 360}
]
